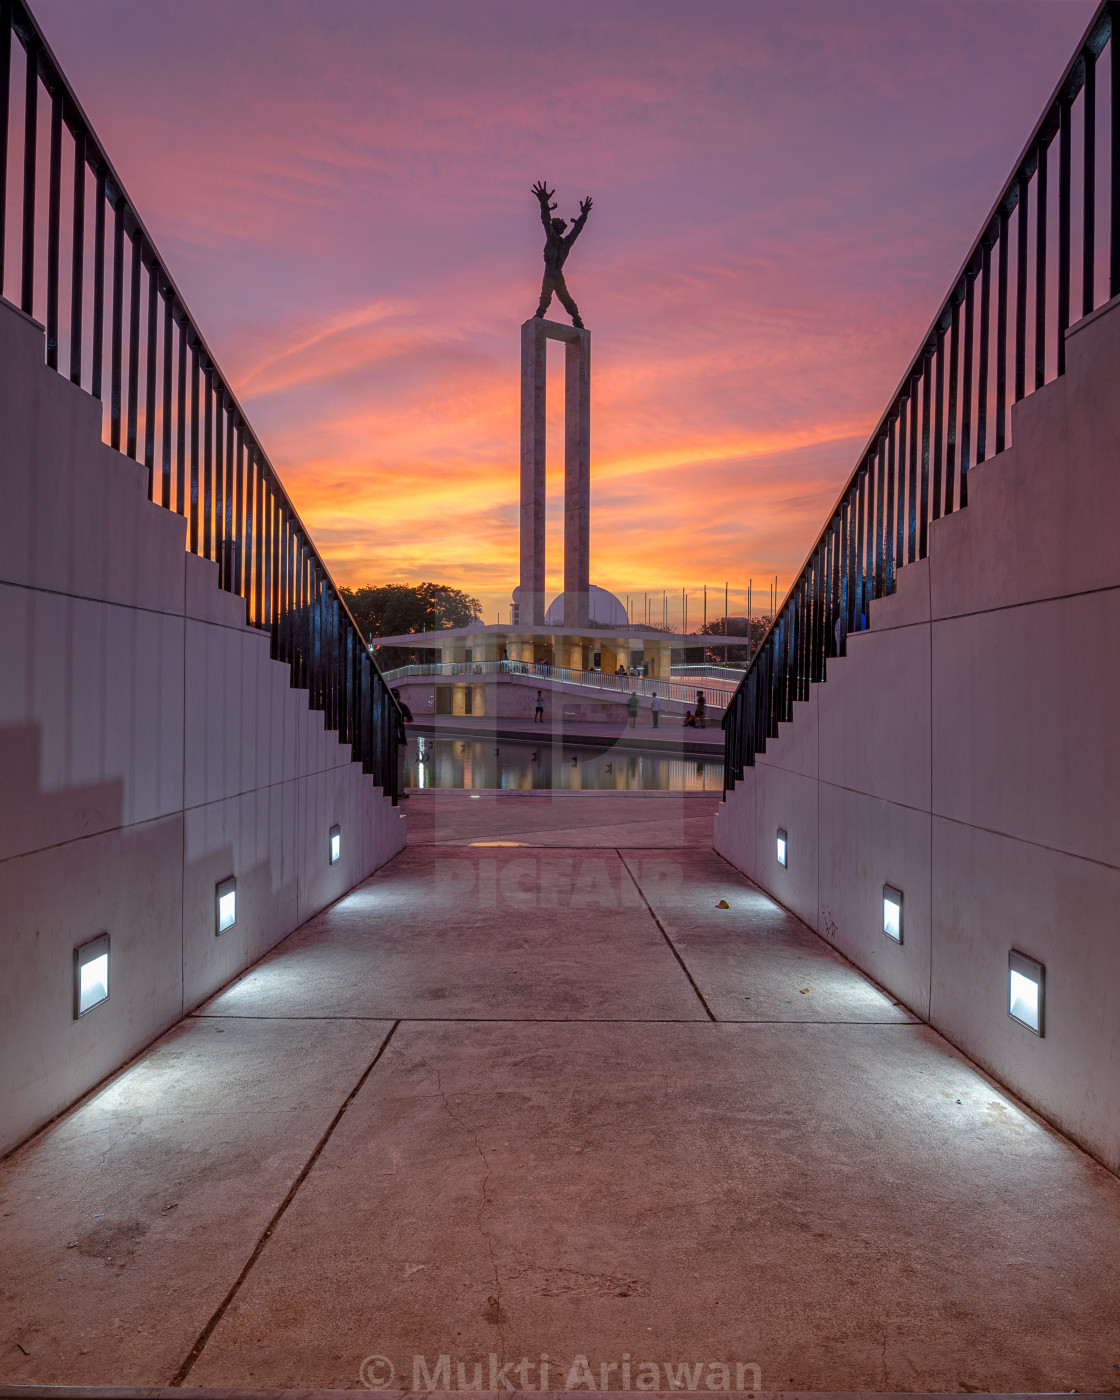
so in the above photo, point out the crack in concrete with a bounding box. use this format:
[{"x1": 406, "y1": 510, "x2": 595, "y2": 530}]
[
  {"x1": 168, "y1": 1020, "x2": 401, "y2": 1386},
  {"x1": 427, "y1": 1061, "x2": 506, "y2": 1362}
]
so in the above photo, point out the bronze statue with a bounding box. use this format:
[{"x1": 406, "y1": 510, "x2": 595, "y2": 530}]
[{"x1": 531, "y1": 181, "x2": 592, "y2": 329}]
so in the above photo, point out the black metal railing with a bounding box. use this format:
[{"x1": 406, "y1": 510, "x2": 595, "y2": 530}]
[
  {"x1": 724, "y1": 1, "x2": 1119, "y2": 790},
  {"x1": 0, "y1": 0, "x2": 402, "y2": 801}
]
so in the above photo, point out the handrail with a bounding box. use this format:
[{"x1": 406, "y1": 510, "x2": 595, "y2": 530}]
[
  {"x1": 382, "y1": 660, "x2": 728, "y2": 709},
  {"x1": 0, "y1": 0, "x2": 402, "y2": 800},
  {"x1": 723, "y1": 0, "x2": 1118, "y2": 792},
  {"x1": 671, "y1": 664, "x2": 748, "y2": 681}
]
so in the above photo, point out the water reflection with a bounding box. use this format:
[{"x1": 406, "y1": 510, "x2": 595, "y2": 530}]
[{"x1": 406, "y1": 735, "x2": 723, "y2": 792}]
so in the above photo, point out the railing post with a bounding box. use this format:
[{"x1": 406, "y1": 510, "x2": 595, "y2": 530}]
[
  {"x1": 234, "y1": 424, "x2": 245, "y2": 599},
  {"x1": 932, "y1": 323, "x2": 945, "y2": 522},
  {"x1": 1112, "y1": 3, "x2": 1120, "y2": 297},
  {"x1": 919, "y1": 359, "x2": 932, "y2": 558},
  {"x1": 148, "y1": 267, "x2": 161, "y2": 498},
  {"x1": 1035, "y1": 137, "x2": 1048, "y2": 391},
  {"x1": 110, "y1": 203, "x2": 123, "y2": 449},
  {"x1": 1015, "y1": 172, "x2": 1029, "y2": 403},
  {"x1": 946, "y1": 298, "x2": 960, "y2": 514},
  {"x1": 977, "y1": 239, "x2": 991, "y2": 464},
  {"x1": 996, "y1": 208, "x2": 1009, "y2": 452},
  {"x1": 127, "y1": 232, "x2": 142, "y2": 461},
  {"x1": 1057, "y1": 96, "x2": 1072, "y2": 374},
  {"x1": 885, "y1": 417, "x2": 896, "y2": 593},
  {"x1": 190, "y1": 344, "x2": 200, "y2": 553},
  {"x1": 203, "y1": 367, "x2": 213, "y2": 560},
  {"x1": 214, "y1": 389, "x2": 226, "y2": 582},
  {"x1": 69, "y1": 129, "x2": 86, "y2": 384},
  {"x1": 45, "y1": 84, "x2": 61, "y2": 369},
  {"x1": 176, "y1": 318, "x2": 187, "y2": 515},
  {"x1": 1083, "y1": 50, "x2": 1096, "y2": 316},
  {"x1": 0, "y1": 1, "x2": 10, "y2": 296},
  {"x1": 960, "y1": 269, "x2": 975, "y2": 508},
  {"x1": 91, "y1": 171, "x2": 106, "y2": 399},
  {"x1": 839, "y1": 496, "x2": 851, "y2": 651},
  {"x1": 243, "y1": 446, "x2": 255, "y2": 619},
  {"x1": 21, "y1": 36, "x2": 37, "y2": 315}
]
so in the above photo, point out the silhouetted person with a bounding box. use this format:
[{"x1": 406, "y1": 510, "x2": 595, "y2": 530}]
[
  {"x1": 532, "y1": 181, "x2": 592, "y2": 328},
  {"x1": 391, "y1": 688, "x2": 412, "y2": 798}
]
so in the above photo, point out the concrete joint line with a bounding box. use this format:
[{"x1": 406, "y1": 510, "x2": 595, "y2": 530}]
[
  {"x1": 169, "y1": 1020, "x2": 402, "y2": 1387},
  {"x1": 617, "y1": 851, "x2": 716, "y2": 1022}
]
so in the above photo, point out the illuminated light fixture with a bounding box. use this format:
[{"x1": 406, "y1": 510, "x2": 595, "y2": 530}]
[
  {"x1": 883, "y1": 884, "x2": 903, "y2": 943},
  {"x1": 216, "y1": 876, "x2": 237, "y2": 936},
  {"x1": 776, "y1": 828, "x2": 788, "y2": 867},
  {"x1": 1008, "y1": 950, "x2": 1044, "y2": 1035},
  {"x1": 74, "y1": 933, "x2": 110, "y2": 1018},
  {"x1": 329, "y1": 824, "x2": 341, "y2": 865}
]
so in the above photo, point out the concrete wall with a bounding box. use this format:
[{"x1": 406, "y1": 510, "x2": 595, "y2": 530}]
[
  {"x1": 715, "y1": 293, "x2": 1120, "y2": 1176},
  {"x1": 0, "y1": 297, "x2": 406, "y2": 1157}
]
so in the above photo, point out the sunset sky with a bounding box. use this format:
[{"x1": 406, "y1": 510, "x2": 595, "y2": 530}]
[{"x1": 35, "y1": 0, "x2": 1096, "y2": 626}]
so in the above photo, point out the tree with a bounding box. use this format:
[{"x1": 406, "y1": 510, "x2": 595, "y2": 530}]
[
  {"x1": 341, "y1": 582, "x2": 482, "y2": 669},
  {"x1": 700, "y1": 615, "x2": 772, "y2": 665}
]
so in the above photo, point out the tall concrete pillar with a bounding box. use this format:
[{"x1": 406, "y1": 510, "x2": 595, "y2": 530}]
[
  {"x1": 562, "y1": 332, "x2": 591, "y2": 629},
  {"x1": 520, "y1": 320, "x2": 547, "y2": 628},
  {"x1": 520, "y1": 317, "x2": 590, "y2": 629}
]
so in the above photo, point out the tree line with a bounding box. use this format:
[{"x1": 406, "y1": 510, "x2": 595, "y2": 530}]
[{"x1": 340, "y1": 582, "x2": 482, "y2": 669}]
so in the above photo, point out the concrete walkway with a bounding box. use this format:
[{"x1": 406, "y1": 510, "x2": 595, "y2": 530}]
[{"x1": 2, "y1": 792, "x2": 1119, "y2": 1393}]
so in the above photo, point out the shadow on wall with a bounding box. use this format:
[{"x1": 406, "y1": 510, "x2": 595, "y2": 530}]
[{"x1": 0, "y1": 721, "x2": 296, "y2": 1158}]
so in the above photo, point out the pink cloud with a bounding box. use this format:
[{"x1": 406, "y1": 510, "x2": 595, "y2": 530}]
[{"x1": 29, "y1": 0, "x2": 1098, "y2": 620}]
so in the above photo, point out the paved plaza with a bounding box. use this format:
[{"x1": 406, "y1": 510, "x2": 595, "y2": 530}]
[{"x1": 2, "y1": 792, "x2": 1118, "y2": 1393}]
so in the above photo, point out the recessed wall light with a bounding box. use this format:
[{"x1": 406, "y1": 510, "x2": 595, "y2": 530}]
[
  {"x1": 1008, "y1": 950, "x2": 1044, "y2": 1035},
  {"x1": 776, "y1": 828, "x2": 788, "y2": 867},
  {"x1": 74, "y1": 933, "x2": 110, "y2": 1018},
  {"x1": 883, "y1": 885, "x2": 903, "y2": 943},
  {"x1": 329, "y1": 824, "x2": 341, "y2": 865},
  {"x1": 216, "y1": 876, "x2": 237, "y2": 936}
]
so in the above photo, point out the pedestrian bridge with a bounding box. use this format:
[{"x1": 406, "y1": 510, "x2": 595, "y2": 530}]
[
  {"x1": 1, "y1": 0, "x2": 1119, "y2": 1395},
  {"x1": 385, "y1": 660, "x2": 737, "y2": 725}
]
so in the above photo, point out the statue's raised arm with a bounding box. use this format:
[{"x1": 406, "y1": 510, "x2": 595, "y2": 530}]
[
  {"x1": 531, "y1": 183, "x2": 592, "y2": 330},
  {"x1": 531, "y1": 181, "x2": 557, "y2": 234},
  {"x1": 564, "y1": 196, "x2": 593, "y2": 249}
]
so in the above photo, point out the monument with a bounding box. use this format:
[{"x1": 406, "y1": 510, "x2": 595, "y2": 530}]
[
  {"x1": 370, "y1": 181, "x2": 752, "y2": 699},
  {"x1": 517, "y1": 183, "x2": 593, "y2": 629}
]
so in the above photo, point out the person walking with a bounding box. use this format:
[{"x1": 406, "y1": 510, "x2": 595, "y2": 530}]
[
  {"x1": 627, "y1": 692, "x2": 639, "y2": 728},
  {"x1": 651, "y1": 694, "x2": 660, "y2": 729},
  {"x1": 391, "y1": 688, "x2": 412, "y2": 799},
  {"x1": 695, "y1": 690, "x2": 707, "y2": 728},
  {"x1": 534, "y1": 689, "x2": 545, "y2": 723}
]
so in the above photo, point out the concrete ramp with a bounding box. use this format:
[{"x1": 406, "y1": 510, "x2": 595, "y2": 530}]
[
  {"x1": 0, "y1": 298, "x2": 406, "y2": 1158},
  {"x1": 716, "y1": 290, "x2": 1120, "y2": 1177}
]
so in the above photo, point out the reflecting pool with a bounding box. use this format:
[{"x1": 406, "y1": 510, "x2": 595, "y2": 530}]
[{"x1": 405, "y1": 735, "x2": 723, "y2": 792}]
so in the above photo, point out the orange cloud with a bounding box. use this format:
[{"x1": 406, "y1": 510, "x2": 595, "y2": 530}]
[{"x1": 32, "y1": 0, "x2": 1097, "y2": 624}]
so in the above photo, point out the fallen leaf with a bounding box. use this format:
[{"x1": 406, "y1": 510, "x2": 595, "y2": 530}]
[
  {"x1": 716, "y1": 900, "x2": 730, "y2": 909},
  {"x1": 799, "y1": 988, "x2": 810, "y2": 994}
]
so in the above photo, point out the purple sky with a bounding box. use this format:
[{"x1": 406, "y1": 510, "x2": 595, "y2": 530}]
[{"x1": 32, "y1": 0, "x2": 1097, "y2": 624}]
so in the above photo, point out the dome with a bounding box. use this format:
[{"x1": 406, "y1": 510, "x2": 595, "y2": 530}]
[{"x1": 544, "y1": 585, "x2": 630, "y2": 628}]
